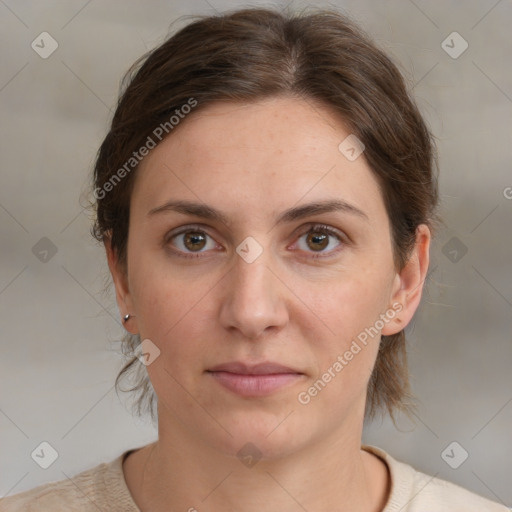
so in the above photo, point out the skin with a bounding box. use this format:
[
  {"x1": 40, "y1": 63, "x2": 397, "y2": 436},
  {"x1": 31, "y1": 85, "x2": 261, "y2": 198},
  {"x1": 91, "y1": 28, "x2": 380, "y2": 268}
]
[{"x1": 106, "y1": 95, "x2": 431, "y2": 512}]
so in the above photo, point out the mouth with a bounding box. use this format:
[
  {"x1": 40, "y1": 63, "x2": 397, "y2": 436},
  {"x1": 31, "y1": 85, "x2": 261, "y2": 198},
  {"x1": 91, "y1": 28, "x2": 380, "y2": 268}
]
[{"x1": 206, "y1": 361, "x2": 304, "y2": 397}]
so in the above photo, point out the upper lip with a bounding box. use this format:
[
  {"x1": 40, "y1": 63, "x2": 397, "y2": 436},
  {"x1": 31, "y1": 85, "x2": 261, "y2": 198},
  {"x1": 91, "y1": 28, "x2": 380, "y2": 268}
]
[{"x1": 207, "y1": 361, "x2": 302, "y2": 375}]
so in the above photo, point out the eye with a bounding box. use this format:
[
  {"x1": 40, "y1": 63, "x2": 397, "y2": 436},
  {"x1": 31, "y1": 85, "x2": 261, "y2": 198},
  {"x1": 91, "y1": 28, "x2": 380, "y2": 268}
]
[
  {"x1": 165, "y1": 223, "x2": 346, "y2": 259},
  {"x1": 293, "y1": 223, "x2": 344, "y2": 257},
  {"x1": 165, "y1": 225, "x2": 220, "y2": 258}
]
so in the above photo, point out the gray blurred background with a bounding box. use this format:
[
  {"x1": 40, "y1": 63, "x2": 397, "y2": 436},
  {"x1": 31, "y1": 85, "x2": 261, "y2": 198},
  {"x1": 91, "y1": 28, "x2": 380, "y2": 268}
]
[{"x1": 1, "y1": 0, "x2": 511, "y2": 506}]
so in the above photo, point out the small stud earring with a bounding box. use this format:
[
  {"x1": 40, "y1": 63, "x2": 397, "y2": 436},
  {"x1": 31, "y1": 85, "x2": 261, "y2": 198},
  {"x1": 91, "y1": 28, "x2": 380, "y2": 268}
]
[{"x1": 123, "y1": 314, "x2": 134, "y2": 323}]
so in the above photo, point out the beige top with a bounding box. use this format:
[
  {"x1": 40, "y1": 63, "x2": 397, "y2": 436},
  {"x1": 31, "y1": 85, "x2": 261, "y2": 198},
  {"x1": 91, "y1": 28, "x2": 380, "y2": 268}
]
[{"x1": 0, "y1": 444, "x2": 508, "y2": 511}]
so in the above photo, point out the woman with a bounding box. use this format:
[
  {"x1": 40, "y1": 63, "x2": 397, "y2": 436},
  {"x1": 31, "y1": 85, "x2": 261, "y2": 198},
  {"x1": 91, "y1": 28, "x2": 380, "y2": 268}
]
[{"x1": 1, "y1": 6, "x2": 507, "y2": 511}]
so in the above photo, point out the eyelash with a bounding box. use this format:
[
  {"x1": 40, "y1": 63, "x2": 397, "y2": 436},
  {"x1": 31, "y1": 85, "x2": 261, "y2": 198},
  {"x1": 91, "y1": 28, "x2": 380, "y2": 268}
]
[{"x1": 165, "y1": 223, "x2": 347, "y2": 260}]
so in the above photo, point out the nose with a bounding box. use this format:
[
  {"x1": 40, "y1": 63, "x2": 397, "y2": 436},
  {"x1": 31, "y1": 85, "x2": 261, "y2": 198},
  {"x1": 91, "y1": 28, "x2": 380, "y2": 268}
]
[{"x1": 218, "y1": 245, "x2": 289, "y2": 341}]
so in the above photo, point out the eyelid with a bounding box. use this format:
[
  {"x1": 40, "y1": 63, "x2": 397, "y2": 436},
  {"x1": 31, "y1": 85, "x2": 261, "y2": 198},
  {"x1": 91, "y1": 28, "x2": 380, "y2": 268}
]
[
  {"x1": 164, "y1": 223, "x2": 213, "y2": 243},
  {"x1": 294, "y1": 222, "x2": 346, "y2": 242}
]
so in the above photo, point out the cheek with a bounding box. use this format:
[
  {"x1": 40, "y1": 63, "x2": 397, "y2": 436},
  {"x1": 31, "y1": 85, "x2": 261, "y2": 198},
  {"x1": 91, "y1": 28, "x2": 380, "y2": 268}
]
[
  {"x1": 129, "y1": 253, "x2": 219, "y2": 370},
  {"x1": 131, "y1": 274, "x2": 214, "y2": 409},
  {"x1": 291, "y1": 278, "x2": 387, "y2": 424},
  {"x1": 310, "y1": 270, "x2": 390, "y2": 342},
  {"x1": 134, "y1": 280, "x2": 206, "y2": 351},
  {"x1": 301, "y1": 271, "x2": 390, "y2": 392}
]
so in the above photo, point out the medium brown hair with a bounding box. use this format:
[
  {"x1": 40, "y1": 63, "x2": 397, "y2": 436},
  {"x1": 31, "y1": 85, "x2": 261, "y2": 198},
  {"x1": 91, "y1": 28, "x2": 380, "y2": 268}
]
[{"x1": 91, "y1": 6, "x2": 440, "y2": 425}]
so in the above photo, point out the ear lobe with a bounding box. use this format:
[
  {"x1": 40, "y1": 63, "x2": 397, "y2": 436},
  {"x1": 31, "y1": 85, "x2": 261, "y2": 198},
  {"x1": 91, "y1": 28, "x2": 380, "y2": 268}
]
[{"x1": 381, "y1": 224, "x2": 431, "y2": 336}]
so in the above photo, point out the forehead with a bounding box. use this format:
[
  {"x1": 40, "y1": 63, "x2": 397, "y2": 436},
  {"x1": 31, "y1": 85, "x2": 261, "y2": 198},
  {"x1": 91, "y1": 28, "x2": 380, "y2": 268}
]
[{"x1": 131, "y1": 96, "x2": 387, "y2": 229}]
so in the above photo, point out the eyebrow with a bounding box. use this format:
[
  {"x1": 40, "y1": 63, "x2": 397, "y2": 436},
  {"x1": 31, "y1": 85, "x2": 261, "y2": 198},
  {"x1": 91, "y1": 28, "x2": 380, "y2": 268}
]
[{"x1": 147, "y1": 198, "x2": 369, "y2": 225}]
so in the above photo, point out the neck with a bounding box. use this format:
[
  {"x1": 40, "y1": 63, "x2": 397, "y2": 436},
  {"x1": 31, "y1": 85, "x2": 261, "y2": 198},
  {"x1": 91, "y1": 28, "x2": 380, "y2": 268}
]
[{"x1": 125, "y1": 406, "x2": 390, "y2": 512}]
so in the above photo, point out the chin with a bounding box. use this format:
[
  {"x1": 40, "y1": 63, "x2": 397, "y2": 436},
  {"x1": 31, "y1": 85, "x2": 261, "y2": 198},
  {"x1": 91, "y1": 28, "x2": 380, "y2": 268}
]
[{"x1": 204, "y1": 409, "x2": 312, "y2": 462}]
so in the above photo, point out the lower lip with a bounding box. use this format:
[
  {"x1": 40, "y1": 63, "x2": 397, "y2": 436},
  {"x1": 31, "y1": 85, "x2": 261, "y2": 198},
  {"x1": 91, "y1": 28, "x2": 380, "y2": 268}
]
[{"x1": 207, "y1": 371, "x2": 303, "y2": 397}]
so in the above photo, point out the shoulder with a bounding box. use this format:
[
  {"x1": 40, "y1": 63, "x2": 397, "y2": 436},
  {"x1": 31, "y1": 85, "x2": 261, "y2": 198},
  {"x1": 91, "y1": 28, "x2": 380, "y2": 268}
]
[
  {"x1": 362, "y1": 444, "x2": 509, "y2": 512},
  {"x1": 0, "y1": 450, "x2": 140, "y2": 512}
]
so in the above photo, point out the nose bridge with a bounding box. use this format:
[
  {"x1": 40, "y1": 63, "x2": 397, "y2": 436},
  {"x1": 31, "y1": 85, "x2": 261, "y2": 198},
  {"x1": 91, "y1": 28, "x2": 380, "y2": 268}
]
[
  {"x1": 219, "y1": 242, "x2": 288, "y2": 339},
  {"x1": 236, "y1": 247, "x2": 274, "y2": 298}
]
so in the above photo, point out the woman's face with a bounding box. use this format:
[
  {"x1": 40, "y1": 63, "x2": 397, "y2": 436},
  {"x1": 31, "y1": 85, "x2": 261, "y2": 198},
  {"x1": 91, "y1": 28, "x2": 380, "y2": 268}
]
[{"x1": 108, "y1": 96, "x2": 428, "y2": 458}]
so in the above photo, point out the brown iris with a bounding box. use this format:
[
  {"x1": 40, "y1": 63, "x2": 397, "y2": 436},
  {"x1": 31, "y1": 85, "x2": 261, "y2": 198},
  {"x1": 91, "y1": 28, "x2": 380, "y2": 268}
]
[
  {"x1": 307, "y1": 231, "x2": 329, "y2": 251},
  {"x1": 184, "y1": 232, "x2": 207, "y2": 251}
]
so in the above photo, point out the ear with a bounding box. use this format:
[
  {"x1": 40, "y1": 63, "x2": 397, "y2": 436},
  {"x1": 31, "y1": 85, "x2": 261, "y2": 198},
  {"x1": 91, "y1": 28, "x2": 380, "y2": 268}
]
[
  {"x1": 104, "y1": 235, "x2": 139, "y2": 334},
  {"x1": 381, "y1": 224, "x2": 431, "y2": 336}
]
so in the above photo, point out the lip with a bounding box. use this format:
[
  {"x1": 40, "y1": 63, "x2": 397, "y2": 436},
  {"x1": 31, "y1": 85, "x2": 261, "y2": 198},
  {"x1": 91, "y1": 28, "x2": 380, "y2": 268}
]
[
  {"x1": 206, "y1": 361, "x2": 304, "y2": 397},
  {"x1": 208, "y1": 361, "x2": 301, "y2": 375}
]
